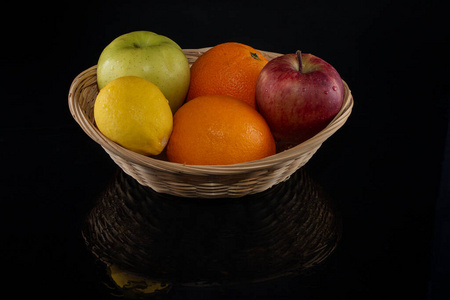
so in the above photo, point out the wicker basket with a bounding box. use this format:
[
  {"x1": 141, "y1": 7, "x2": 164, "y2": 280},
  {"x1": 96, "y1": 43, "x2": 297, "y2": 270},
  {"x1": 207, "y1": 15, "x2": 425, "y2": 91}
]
[
  {"x1": 82, "y1": 168, "x2": 341, "y2": 285},
  {"x1": 68, "y1": 48, "x2": 353, "y2": 198}
]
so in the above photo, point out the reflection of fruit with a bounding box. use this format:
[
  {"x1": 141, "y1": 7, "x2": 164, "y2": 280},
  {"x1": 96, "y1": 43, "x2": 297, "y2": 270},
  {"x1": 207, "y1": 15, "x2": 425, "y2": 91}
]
[
  {"x1": 94, "y1": 76, "x2": 173, "y2": 156},
  {"x1": 166, "y1": 95, "x2": 276, "y2": 165},
  {"x1": 108, "y1": 265, "x2": 171, "y2": 295},
  {"x1": 256, "y1": 51, "x2": 344, "y2": 144},
  {"x1": 186, "y1": 42, "x2": 268, "y2": 108},
  {"x1": 96, "y1": 31, "x2": 190, "y2": 113}
]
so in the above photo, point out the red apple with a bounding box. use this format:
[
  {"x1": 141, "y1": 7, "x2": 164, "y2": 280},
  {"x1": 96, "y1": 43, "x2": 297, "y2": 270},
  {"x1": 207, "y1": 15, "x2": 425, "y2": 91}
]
[{"x1": 255, "y1": 51, "x2": 344, "y2": 146}]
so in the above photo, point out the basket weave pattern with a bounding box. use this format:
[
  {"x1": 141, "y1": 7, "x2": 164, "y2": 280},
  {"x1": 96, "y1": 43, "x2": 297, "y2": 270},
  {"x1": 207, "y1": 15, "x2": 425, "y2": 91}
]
[
  {"x1": 82, "y1": 169, "x2": 341, "y2": 284},
  {"x1": 68, "y1": 48, "x2": 353, "y2": 198}
]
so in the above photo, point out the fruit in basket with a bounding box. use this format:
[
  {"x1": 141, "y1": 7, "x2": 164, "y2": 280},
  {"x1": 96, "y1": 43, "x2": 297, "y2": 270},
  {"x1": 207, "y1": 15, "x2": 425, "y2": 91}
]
[
  {"x1": 256, "y1": 51, "x2": 344, "y2": 145},
  {"x1": 166, "y1": 95, "x2": 276, "y2": 165},
  {"x1": 186, "y1": 42, "x2": 268, "y2": 108},
  {"x1": 94, "y1": 76, "x2": 173, "y2": 156},
  {"x1": 96, "y1": 31, "x2": 190, "y2": 113}
]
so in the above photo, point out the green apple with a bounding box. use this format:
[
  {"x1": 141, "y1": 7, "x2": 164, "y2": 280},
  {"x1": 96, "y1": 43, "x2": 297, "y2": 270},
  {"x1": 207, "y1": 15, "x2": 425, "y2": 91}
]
[{"x1": 97, "y1": 31, "x2": 190, "y2": 113}]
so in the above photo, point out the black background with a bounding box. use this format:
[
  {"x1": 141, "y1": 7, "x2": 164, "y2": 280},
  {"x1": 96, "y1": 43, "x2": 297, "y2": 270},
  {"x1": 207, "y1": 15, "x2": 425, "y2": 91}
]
[{"x1": 1, "y1": 0, "x2": 449, "y2": 299}]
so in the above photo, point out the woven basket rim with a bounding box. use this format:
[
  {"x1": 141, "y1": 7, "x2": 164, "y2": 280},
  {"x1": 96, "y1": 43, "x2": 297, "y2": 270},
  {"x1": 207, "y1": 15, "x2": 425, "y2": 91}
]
[{"x1": 68, "y1": 49, "x2": 353, "y2": 176}]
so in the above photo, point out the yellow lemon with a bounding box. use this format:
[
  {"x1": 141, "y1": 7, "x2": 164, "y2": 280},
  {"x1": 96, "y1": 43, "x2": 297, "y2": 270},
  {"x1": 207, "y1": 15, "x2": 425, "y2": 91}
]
[{"x1": 94, "y1": 76, "x2": 173, "y2": 156}]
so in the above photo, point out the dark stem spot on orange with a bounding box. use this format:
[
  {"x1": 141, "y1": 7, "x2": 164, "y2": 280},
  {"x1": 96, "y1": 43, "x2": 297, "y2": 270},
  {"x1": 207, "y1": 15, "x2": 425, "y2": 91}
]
[{"x1": 250, "y1": 52, "x2": 260, "y2": 60}]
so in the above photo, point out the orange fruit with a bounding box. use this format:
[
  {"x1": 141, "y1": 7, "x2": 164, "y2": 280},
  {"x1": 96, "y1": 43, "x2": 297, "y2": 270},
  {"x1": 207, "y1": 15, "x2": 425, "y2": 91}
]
[
  {"x1": 166, "y1": 95, "x2": 276, "y2": 165},
  {"x1": 186, "y1": 42, "x2": 268, "y2": 108}
]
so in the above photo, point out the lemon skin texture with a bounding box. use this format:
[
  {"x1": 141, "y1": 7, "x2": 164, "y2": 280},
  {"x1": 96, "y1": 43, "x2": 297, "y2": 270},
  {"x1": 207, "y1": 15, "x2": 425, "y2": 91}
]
[{"x1": 94, "y1": 76, "x2": 173, "y2": 156}]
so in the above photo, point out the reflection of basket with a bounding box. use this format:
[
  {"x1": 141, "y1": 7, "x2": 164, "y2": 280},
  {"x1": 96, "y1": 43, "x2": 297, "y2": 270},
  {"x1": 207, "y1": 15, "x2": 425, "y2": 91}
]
[
  {"x1": 82, "y1": 169, "x2": 341, "y2": 285},
  {"x1": 68, "y1": 48, "x2": 353, "y2": 198}
]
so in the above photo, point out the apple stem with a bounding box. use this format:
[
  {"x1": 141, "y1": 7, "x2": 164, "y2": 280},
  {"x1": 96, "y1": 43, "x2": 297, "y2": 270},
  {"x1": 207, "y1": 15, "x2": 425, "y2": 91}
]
[{"x1": 296, "y1": 50, "x2": 303, "y2": 73}]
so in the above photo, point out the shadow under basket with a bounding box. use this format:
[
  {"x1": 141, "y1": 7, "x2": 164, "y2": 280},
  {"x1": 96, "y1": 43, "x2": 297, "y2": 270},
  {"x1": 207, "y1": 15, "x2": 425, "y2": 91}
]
[{"x1": 68, "y1": 48, "x2": 354, "y2": 198}]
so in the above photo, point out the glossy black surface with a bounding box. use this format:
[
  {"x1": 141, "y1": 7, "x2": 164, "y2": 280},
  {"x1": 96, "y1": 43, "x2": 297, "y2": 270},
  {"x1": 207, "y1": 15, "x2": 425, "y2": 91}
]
[
  {"x1": 83, "y1": 169, "x2": 341, "y2": 286},
  {"x1": 2, "y1": 0, "x2": 449, "y2": 299}
]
